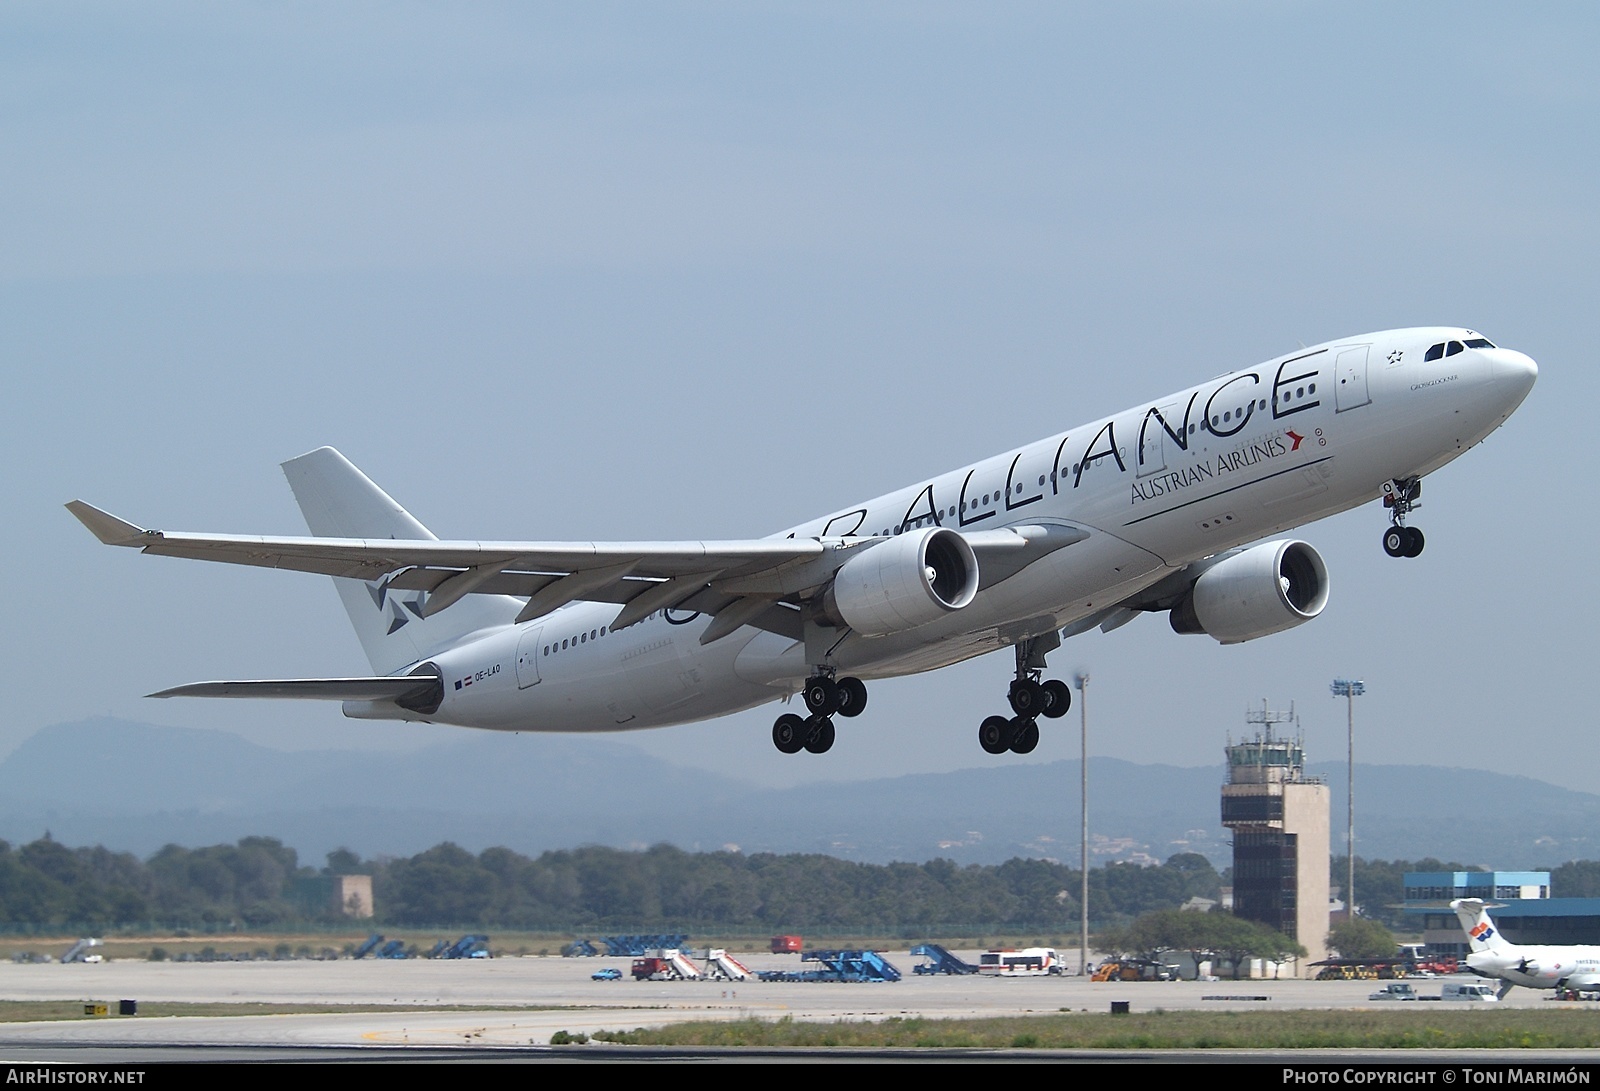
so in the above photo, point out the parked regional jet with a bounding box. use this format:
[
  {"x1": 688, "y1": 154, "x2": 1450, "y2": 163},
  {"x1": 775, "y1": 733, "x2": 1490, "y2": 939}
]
[
  {"x1": 1453, "y1": 899, "x2": 1600, "y2": 998},
  {"x1": 69, "y1": 327, "x2": 1535, "y2": 757}
]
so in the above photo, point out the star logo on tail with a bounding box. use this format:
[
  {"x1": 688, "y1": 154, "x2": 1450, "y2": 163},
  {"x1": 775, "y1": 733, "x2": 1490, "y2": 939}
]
[{"x1": 366, "y1": 575, "x2": 425, "y2": 634}]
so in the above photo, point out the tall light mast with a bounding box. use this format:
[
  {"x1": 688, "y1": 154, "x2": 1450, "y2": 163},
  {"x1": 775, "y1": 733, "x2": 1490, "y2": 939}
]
[
  {"x1": 1329, "y1": 678, "x2": 1365, "y2": 916},
  {"x1": 1075, "y1": 671, "x2": 1089, "y2": 976}
]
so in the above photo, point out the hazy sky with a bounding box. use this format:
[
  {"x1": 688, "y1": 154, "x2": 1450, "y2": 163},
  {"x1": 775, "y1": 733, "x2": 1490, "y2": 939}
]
[{"x1": 5, "y1": 2, "x2": 1596, "y2": 793}]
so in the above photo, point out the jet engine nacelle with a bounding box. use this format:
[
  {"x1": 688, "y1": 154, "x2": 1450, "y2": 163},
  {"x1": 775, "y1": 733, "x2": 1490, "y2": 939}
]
[
  {"x1": 1169, "y1": 539, "x2": 1329, "y2": 644},
  {"x1": 824, "y1": 527, "x2": 980, "y2": 636}
]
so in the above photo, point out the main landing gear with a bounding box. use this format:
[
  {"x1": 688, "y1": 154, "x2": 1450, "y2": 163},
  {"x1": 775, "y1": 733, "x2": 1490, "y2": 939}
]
[
  {"x1": 978, "y1": 637, "x2": 1071, "y2": 756},
  {"x1": 1381, "y1": 477, "x2": 1425, "y2": 559},
  {"x1": 772, "y1": 672, "x2": 868, "y2": 755}
]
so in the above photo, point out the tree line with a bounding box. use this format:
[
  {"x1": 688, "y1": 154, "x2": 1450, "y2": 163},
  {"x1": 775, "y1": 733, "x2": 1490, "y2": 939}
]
[
  {"x1": 1096, "y1": 909, "x2": 1307, "y2": 976},
  {"x1": 0, "y1": 836, "x2": 1222, "y2": 933},
  {"x1": 4, "y1": 835, "x2": 1591, "y2": 936}
]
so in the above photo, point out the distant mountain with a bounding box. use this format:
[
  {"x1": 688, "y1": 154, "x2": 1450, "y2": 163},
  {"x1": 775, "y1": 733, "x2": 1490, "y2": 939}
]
[{"x1": 1, "y1": 718, "x2": 1594, "y2": 869}]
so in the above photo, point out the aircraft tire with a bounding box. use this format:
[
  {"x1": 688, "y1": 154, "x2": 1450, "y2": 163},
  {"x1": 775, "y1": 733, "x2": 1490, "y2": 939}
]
[
  {"x1": 804, "y1": 677, "x2": 841, "y2": 715},
  {"x1": 773, "y1": 714, "x2": 807, "y2": 754},
  {"x1": 803, "y1": 715, "x2": 835, "y2": 754},
  {"x1": 979, "y1": 715, "x2": 1012, "y2": 755},
  {"x1": 835, "y1": 676, "x2": 868, "y2": 718},
  {"x1": 1010, "y1": 718, "x2": 1040, "y2": 754},
  {"x1": 1383, "y1": 526, "x2": 1408, "y2": 557},
  {"x1": 1040, "y1": 679, "x2": 1071, "y2": 719},
  {"x1": 1405, "y1": 526, "x2": 1425, "y2": 558},
  {"x1": 1008, "y1": 678, "x2": 1046, "y2": 717}
]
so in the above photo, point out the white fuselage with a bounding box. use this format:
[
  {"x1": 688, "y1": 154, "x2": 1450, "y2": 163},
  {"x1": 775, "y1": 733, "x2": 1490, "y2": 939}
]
[
  {"x1": 1469, "y1": 947, "x2": 1600, "y2": 991},
  {"x1": 385, "y1": 327, "x2": 1536, "y2": 733}
]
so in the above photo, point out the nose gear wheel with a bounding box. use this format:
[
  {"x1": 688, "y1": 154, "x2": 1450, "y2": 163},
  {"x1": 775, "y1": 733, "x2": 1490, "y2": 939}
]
[{"x1": 1381, "y1": 477, "x2": 1425, "y2": 558}]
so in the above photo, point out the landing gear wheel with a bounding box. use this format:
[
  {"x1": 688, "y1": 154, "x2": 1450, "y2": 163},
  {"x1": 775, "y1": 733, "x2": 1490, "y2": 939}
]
[
  {"x1": 1404, "y1": 526, "x2": 1425, "y2": 558},
  {"x1": 1383, "y1": 526, "x2": 1408, "y2": 558},
  {"x1": 1040, "y1": 679, "x2": 1071, "y2": 719},
  {"x1": 1008, "y1": 678, "x2": 1047, "y2": 718},
  {"x1": 979, "y1": 715, "x2": 1013, "y2": 755},
  {"x1": 803, "y1": 715, "x2": 835, "y2": 754},
  {"x1": 1010, "y1": 717, "x2": 1040, "y2": 754},
  {"x1": 772, "y1": 714, "x2": 806, "y2": 755},
  {"x1": 835, "y1": 676, "x2": 868, "y2": 718},
  {"x1": 803, "y1": 677, "x2": 842, "y2": 716}
]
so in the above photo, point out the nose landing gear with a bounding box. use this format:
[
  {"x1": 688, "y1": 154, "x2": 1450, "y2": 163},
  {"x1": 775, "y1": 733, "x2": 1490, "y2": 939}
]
[
  {"x1": 1381, "y1": 477, "x2": 1425, "y2": 558},
  {"x1": 1382, "y1": 524, "x2": 1425, "y2": 559}
]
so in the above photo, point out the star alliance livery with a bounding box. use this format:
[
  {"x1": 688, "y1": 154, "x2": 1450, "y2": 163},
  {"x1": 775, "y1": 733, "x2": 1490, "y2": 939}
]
[
  {"x1": 1453, "y1": 899, "x2": 1600, "y2": 998},
  {"x1": 69, "y1": 327, "x2": 1536, "y2": 757}
]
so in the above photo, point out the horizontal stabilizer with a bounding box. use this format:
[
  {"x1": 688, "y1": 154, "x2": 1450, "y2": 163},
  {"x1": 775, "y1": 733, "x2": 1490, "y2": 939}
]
[{"x1": 148, "y1": 677, "x2": 441, "y2": 704}]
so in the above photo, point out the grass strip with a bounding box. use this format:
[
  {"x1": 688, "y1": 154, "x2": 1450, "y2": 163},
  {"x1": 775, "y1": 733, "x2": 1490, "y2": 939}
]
[{"x1": 582, "y1": 1010, "x2": 1600, "y2": 1050}]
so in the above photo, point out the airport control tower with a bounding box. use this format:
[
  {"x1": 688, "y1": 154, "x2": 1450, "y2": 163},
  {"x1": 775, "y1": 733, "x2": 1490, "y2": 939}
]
[{"x1": 1221, "y1": 703, "x2": 1330, "y2": 973}]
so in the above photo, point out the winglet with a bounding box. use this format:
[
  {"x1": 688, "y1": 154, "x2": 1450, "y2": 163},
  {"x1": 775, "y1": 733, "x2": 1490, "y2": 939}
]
[{"x1": 65, "y1": 501, "x2": 150, "y2": 546}]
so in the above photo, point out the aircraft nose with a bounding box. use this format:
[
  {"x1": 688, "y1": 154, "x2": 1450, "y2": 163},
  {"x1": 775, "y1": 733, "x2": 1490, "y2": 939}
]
[{"x1": 1495, "y1": 349, "x2": 1538, "y2": 400}]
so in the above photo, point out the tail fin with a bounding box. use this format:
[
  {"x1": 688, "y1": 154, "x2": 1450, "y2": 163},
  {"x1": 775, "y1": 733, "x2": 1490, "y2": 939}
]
[
  {"x1": 282, "y1": 447, "x2": 519, "y2": 675},
  {"x1": 1452, "y1": 899, "x2": 1513, "y2": 954}
]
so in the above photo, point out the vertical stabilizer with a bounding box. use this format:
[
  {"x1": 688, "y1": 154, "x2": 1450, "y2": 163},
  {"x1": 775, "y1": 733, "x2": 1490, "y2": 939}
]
[
  {"x1": 1452, "y1": 899, "x2": 1513, "y2": 955},
  {"x1": 282, "y1": 447, "x2": 519, "y2": 675}
]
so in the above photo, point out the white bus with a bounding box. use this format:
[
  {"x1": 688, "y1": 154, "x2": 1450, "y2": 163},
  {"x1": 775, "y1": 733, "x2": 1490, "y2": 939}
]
[{"x1": 978, "y1": 948, "x2": 1061, "y2": 976}]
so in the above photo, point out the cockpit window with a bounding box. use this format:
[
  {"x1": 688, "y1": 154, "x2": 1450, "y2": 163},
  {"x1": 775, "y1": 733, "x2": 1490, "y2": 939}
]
[{"x1": 1426, "y1": 336, "x2": 1496, "y2": 361}]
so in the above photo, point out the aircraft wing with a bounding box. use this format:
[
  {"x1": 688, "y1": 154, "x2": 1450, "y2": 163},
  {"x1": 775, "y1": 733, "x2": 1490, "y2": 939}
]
[{"x1": 67, "y1": 501, "x2": 1082, "y2": 636}]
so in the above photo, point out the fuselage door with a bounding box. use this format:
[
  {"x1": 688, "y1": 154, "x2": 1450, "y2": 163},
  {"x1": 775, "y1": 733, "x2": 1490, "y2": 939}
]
[
  {"x1": 516, "y1": 626, "x2": 544, "y2": 689},
  {"x1": 1137, "y1": 403, "x2": 1180, "y2": 478},
  {"x1": 1335, "y1": 345, "x2": 1372, "y2": 412}
]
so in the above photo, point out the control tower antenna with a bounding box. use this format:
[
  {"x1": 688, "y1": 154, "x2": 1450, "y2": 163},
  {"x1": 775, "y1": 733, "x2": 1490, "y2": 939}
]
[{"x1": 1244, "y1": 698, "x2": 1298, "y2": 741}]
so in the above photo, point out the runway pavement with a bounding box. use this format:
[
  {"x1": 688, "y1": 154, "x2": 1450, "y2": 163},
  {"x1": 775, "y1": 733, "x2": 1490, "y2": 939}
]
[{"x1": 0, "y1": 950, "x2": 1561, "y2": 1059}]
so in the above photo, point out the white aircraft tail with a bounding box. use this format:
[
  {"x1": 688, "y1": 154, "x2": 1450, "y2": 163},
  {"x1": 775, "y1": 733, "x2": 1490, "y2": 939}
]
[
  {"x1": 282, "y1": 447, "x2": 520, "y2": 676},
  {"x1": 1452, "y1": 898, "x2": 1514, "y2": 955}
]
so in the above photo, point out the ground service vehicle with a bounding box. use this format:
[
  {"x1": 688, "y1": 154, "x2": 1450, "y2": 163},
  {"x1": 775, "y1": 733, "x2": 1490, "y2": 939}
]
[
  {"x1": 1369, "y1": 983, "x2": 1418, "y2": 1001},
  {"x1": 1092, "y1": 958, "x2": 1176, "y2": 982},
  {"x1": 979, "y1": 947, "x2": 1062, "y2": 976}
]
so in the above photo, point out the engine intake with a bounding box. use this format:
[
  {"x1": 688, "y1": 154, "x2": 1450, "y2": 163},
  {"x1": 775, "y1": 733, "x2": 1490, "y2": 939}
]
[
  {"x1": 824, "y1": 527, "x2": 979, "y2": 636},
  {"x1": 1170, "y1": 540, "x2": 1329, "y2": 644}
]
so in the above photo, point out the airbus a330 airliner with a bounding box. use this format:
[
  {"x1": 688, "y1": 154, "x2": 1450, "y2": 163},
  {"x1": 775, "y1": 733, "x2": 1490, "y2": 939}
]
[{"x1": 70, "y1": 327, "x2": 1536, "y2": 757}]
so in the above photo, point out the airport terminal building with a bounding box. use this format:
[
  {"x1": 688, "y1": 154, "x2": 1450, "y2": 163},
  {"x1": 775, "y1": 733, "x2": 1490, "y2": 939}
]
[{"x1": 1404, "y1": 870, "x2": 1600, "y2": 953}]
